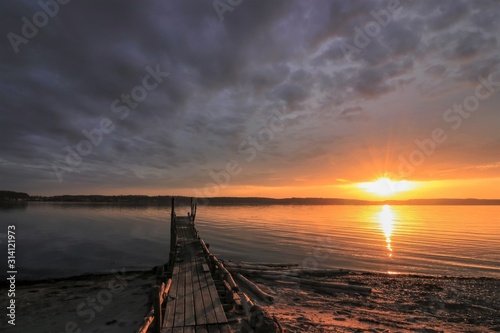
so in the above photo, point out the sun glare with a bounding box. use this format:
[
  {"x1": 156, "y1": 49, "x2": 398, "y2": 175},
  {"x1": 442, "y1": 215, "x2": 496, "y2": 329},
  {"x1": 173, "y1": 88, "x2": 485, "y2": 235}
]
[{"x1": 358, "y1": 177, "x2": 414, "y2": 196}]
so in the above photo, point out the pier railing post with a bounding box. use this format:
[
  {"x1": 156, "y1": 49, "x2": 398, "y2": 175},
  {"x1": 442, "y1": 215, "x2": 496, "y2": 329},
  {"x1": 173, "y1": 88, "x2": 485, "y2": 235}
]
[
  {"x1": 152, "y1": 285, "x2": 162, "y2": 333},
  {"x1": 191, "y1": 197, "x2": 197, "y2": 222},
  {"x1": 170, "y1": 197, "x2": 176, "y2": 256},
  {"x1": 190, "y1": 197, "x2": 193, "y2": 217},
  {"x1": 170, "y1": 197, "x2": 175, "y2": 222},
  {"x1": 156, "y1": 265, "x2": 164, "y2": 286}
]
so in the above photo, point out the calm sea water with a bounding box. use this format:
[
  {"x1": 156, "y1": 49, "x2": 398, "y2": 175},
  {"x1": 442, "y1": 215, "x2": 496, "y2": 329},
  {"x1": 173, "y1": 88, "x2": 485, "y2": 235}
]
[{"x1": 1, "y1": 203, "x2": 499, "y2": 280}]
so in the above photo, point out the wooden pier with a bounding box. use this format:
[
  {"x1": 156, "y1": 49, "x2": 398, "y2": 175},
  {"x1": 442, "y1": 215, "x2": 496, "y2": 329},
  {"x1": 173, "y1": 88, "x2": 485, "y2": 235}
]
[
  {"x1": 136, "y1": 197, "x2": 367, "y2": 333},
  {"x1": 137, "y1": 198, "x2": 234, "y2": 333}
]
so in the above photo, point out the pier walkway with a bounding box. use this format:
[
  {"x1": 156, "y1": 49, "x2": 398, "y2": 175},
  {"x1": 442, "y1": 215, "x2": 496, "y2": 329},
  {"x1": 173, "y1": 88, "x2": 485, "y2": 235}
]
[
  {"x1": 133, "y1": 198, "x2": 233, "y2": 333},
  {"x1": 161, "y1": 215, "x2": 231, "y2": 332}
]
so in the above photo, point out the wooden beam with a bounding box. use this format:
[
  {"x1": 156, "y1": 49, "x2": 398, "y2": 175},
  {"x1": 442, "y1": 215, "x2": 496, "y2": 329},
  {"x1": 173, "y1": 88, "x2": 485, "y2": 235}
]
[
  {"x1": 153, "y1": 285, "x2": 162, "y2": 333},
  {"x1": 236, "y1": 273, "x2": 273, "y2": 303}
]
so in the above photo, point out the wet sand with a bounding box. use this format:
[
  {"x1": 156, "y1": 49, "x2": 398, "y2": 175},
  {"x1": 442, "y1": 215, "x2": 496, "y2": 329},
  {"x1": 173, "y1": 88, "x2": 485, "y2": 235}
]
[{"x1": 0, "y1": 271, "x2": 155, "y2": 333}]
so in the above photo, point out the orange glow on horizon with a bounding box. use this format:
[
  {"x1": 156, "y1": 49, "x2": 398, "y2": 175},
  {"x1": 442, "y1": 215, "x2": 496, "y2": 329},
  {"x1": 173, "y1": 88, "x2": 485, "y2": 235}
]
[
  {"x1": 50, "y1": 177, "x2": 499, "y2": 200},
  {"x1": 219, "y1": 177, "x2": 498, "y2": 200}
]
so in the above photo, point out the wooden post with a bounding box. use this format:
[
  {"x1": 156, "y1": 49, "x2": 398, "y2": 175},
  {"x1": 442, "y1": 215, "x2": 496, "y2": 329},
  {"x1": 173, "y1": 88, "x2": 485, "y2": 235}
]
[
  {"x1": 156, "y1": 265, "x2": 164, "y2": 285},
  {"x1": 189, "y1": 197, "x2": 197, "y2": 222},
  {"x1": 152, "y1": 285, "x2": 162, "y2": 332},
  {"x1": 223, "y1": 280, "x2": 234, "y2": 305},
  {"x1": 170, "y1": 197, "x2": 175, "y2": 222},
  {"x1": 170, "y1": 197, "x2": 175, "y2": 254},
  {"x1": 241, "y1": 292, "x2": 255, "y2": 316},
  {"x1": 190, "y1": 197, "x2": 193, "y2": 219}
]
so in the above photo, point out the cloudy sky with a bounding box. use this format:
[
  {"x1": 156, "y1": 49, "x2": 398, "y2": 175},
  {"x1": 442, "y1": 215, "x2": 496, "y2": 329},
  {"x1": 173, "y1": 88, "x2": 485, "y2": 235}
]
[{"x1": 1, "y1": 0, "x2": 499, "y2": 199}]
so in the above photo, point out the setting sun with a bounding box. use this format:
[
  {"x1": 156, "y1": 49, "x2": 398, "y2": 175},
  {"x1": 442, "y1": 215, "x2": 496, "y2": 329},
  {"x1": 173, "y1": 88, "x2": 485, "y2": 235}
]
[{"x1": 358, "y1": 178, "x2": 415, "y2": 196}]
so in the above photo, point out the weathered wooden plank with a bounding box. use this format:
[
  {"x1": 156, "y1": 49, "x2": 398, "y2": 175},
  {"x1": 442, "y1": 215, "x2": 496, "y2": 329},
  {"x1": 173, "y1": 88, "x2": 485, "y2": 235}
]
[
  {"x1": 184, "y1": 247, "x2": 196, "y2": 326},
  {"x1": 184, "y1": 327, "x2": 196, "y2": 333},
  {"x1": 197, "y1": 259, "x2": 218, "y2": 324},
  {"x1": 192, "y1": 257, "x2": 207, "y2": 325},
  {"x1": 173, "y1": 257, "x2": 187, "y2": 327},
  {"x1": 204, "y1": 270, "x2": 227, "y2": 324},
  {"x1": 195, "y1": 326, "x2": 209, "y2": 333},
  {"x1": 163, "y1": 265, "x2": 180, "y2": 328},
  {"x1": 160, "y1": 328, "x2": 173, "y2": 333},
  {"x1": 207, "y1": 324, "x2": 220, "y2": 333}
]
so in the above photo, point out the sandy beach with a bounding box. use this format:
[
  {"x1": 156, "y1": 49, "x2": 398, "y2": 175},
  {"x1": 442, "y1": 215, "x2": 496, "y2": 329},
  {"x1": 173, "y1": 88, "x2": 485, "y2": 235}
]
[
  {"x1": 2, "y1": 267, "x2": 499, "y2": 333},
  {"x1": 252, "y1": 272, "x2": 500, "y2": 332},
  {"x1": 0, "y1": 271, "x2": 155, "y2": 333}
]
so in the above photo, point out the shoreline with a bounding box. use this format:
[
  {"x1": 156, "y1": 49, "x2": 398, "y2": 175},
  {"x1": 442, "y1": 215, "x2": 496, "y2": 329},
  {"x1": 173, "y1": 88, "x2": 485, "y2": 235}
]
[
  {"x1": 1, "y1": 267, "x2": 499, "y2": 332},
  {"x1": 3, "y1": 268, "x2": 499, "y2": 285},
  {"x1": 0, "y1": 269, "x2": 156, "y2": 287}
]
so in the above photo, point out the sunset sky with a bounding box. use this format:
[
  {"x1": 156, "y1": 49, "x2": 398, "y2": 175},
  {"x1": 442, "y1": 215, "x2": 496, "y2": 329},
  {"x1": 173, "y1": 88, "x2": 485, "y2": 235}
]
[{"x1": 0, "y1": 0, "x2": 499, "y2": 199}]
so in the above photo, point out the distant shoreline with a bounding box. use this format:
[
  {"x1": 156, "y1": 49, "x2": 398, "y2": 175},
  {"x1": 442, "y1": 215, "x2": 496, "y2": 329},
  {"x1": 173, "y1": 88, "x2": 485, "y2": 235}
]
[{"x1": 1, "y1": 191, "x2": 499, "y2": 205}]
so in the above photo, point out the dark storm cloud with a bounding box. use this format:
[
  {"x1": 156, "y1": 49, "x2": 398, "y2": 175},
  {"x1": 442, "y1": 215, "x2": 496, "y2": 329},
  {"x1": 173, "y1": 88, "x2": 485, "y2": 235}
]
[
  {"x1": 0, "y1": 0, "x2": 291, "y2": 190},
  {"x1": 0, "y1": 0, "x2": 499, "y2": 194},
  {"x1": 456, "y1": 32, "x2": 495, "y2": 60},
  {"x1": 455, "y1": 55, "x2": 500, "y2": 83},
  {"x1": 425, "y1": 0, "x2": 469, "y2": 31}
]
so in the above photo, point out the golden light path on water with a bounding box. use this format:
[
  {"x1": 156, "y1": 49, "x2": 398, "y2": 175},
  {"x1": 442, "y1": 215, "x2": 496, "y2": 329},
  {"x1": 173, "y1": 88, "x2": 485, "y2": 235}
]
[{"x1": 376, "y1": 204, "x2": 395, "y2": 258}]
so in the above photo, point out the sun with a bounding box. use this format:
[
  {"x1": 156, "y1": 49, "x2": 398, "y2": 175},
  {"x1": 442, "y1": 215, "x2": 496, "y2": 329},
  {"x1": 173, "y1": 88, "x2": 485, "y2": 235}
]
[{"x1": 357, "y1": 177, "x2": 414, "y2": 196}]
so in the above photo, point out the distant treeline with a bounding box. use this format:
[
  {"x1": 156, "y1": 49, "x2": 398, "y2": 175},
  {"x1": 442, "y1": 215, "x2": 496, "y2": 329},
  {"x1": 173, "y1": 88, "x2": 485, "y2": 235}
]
[
  {"x1": 1, "y1": 191, "x2": 499, "y2": 205},
  {"x1": 35, "y1": 195, "x2": 171, "y2": 203},
  {"x1": 0, "y1": 191, "x2": 29, "y2": 201}
]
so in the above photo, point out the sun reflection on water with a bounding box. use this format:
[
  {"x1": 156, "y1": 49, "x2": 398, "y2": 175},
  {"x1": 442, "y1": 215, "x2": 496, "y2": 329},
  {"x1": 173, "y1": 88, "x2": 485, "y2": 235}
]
[{"x1": 376, "y1": 204, "x2": 395, "y2": 258}]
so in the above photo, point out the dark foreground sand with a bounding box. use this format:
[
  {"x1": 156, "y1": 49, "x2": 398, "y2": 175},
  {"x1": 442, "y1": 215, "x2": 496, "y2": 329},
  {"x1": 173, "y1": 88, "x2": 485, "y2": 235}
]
[
  {"x1": 1, "y1": 269, "x2": 499, "y2": 333},
  {"x1": 249, "y1": 272, "x2": 500, "y2": 332},
  {"x1": 0, "y1": 271, "x2": 155, "y2": 333}
]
